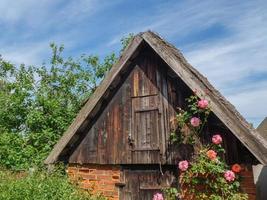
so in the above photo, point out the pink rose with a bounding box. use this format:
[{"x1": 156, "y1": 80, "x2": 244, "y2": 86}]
[
  {"x1": 197, "y1": 99, "x2": 209, "y2": 109},
  {"x1": 206, "y1": 150, "x2": 217, "y2": 160},
  {"x1": 178, "y1": 160, "x2": 189, "y2": 171},
  {"x1": 212, "y1": 134, "x2": 222, "y2": 145},
  {"x1": 224, "y1": 170, "x2": 235, "y2": 182},
  {"x1": 153, "y1": 192, "x2": 164, "y2": 200},
  {"x1": 190, "y1": 117, "x2": 201, "y2": 127}
]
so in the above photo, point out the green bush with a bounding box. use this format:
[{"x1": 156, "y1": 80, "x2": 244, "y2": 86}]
[{"x1": 0, "y1": 169, "x2": 106, "y2": 200}]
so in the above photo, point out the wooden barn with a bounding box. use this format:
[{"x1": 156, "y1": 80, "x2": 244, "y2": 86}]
[{"x1": 45, "y1": 31, "x2": 267, "y2": 200}]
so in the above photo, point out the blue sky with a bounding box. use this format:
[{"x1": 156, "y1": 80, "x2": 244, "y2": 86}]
[{"x1": 0, "y1": 0, "x2": 266, "y2": 126}]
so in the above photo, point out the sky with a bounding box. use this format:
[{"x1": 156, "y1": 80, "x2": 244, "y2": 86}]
[{"x1": 0, "y1": 0, "x2": 266, "y2": 126}]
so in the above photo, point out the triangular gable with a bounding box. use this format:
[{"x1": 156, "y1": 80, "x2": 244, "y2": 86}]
[{"x1": 45, "y1": 31, "x2": 267, "y2": 165}]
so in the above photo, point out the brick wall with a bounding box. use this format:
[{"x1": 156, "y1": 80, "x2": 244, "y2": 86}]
[
  {"x1": 240, "y1": 168, "x2": 256, "y2": 200},
  {"x1": 67, "y1": 164, "x2": 121, "y2": 200}
]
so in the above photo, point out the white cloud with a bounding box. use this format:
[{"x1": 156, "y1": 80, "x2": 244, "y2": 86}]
[
  {"x1": 0, "y1": 0, "x2": 122, "y2": 65},
  {"x1": 0, "y1": 41, "x2": 51, "y2": 65},
  {"x1": 0, "y1": 0, "x2": 57, "y2": 25},
  {"x1": 227, "y1": 83, "x2": 267, "y2": 127}
]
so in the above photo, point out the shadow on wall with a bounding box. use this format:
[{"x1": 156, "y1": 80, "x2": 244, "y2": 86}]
[{"x1": 253, "y1": 165, "x2": 267, "y2": 200}]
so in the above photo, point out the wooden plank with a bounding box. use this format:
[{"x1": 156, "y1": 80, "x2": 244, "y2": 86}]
[
  {"x1": 130, "y1": 148, "x2": 160, "y2": 151},
  {"x1": 134, "y1": 107, "x2": 158, "y2": 113},
  {"x1": 125, "y1": 75, "x2": 133, "y2": 163},
  {"x1": 113, "y1": 103, "x2": 119, "y2": 163},
  {"x1": 131, "y1": 93, "x2": 158, "y2": 98}
]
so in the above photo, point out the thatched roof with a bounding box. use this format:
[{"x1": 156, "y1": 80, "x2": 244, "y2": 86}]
[
  {"x1": 257, "y1": 118, "x2": 267, "y2": 141},
  {"x1": 45, "y1": 31, "x2": 267, "y2": 165}
]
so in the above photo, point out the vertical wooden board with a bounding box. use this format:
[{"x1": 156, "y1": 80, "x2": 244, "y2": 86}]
[
  {"x1": 155, "y1": 65, "x2": 165, "y2": 159},
  {"x1": 98, "y1": 118, "x2": 108, "y2": 164},
  {"x1": 141, "y1": 58, "x2": 148, "y2": 96},
  {"x1": 113, "y1": 103, "x2": 119, "y2": 163},
  {"x1": 105, "y1": 110, "x2": 111, "y2": 164},
  {"x1": 139, "y1": 112, "x2": 145, "y2": 148},
  {"x1": 139, "y1": 66, "x2": 145, "y2": 96},
  {"x1": 133, "y1": 67, "x2": 139, "y2": 97},
  {"x1": 167, "y1": 78, "x2": 177, "y2": 131},
  {"x1": 162, "y1": 69, "x2": 169, "y2": 160},
  {"x1": 126, "y1": 76, "x2": 133, "y2": 163},
  {"x1": 97, "y1": 127, "x2": 103, "y2": 163},
  {"x1": 152, "y1": 110, "x2": 159, "y2": 149},
  {"x1": 117, "y1": 94, "x2": 124, "y2": 163},
  {"x1": 132, "y1": 108, "x2": 137, "y2": 163},
  {"x1": 166, "y1": 77, "x2": 179, "y2": 163},
  {"x1": 146, "y1": 112, "x2": 151, "y2": 147},
  {"x1": 147, "y1": 55, "x2": 157, "y2": 95},
  {"x1": 110, "y1": 108, "x2": 115, "y2": 164}
]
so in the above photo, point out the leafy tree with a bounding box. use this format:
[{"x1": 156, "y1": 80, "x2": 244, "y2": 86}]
[
  {"x1": 0, "y1": 34, "x2": 133, "y2": 170},
  {"x1": 120, "y1": 33, "x2": 134, "y2": 53}
]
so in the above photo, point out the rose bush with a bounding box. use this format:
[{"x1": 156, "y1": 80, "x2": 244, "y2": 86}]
[{"x1": 168, "y1": 94, "x2": 248, "y2": 200}]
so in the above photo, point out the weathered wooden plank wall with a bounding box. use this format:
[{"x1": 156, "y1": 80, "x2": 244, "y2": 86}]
[
  {"x1": 69, "y1": 46, "x2": 182, "y2": 164},
  {"x1": 69, "y1": 45, "x2": 257, "y2": 165}
]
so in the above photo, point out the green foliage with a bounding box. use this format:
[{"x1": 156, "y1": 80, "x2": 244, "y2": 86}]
[
  {"x1": 162, "y1": 187, "x2": 178, "y2": 200},
  {"x1": 180, "y1": 147, "x2": 246, "y2": 199},
  {"x1": 0, "y1": 169, "x2": 106, "y2": 200},
  {"x1": 170, "y1": 94, "x2": 211, "y2": 145},
  {"x1": 0, "y1": 132, "x2": 34, "y2": 170},
  {"x1": 120, "y1": 33, "x2": 134, "y2": 53},
  {"x1": 0, "y1": 34, "x2": 134, "y2": 170}
]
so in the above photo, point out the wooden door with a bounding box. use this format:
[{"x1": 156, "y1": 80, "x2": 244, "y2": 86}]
[
  {"x1": 119, "y1": 168, "x2": 176, "y2": 200},
  {"x1": 130, "y1": 64, "x2": 164, "y2": 163},
  {"x1": 131, "y1": 95, "x2": 162, "y2": 163}
]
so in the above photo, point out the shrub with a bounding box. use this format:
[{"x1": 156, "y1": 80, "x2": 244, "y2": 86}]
[{"x1": 0, "y1": 169, "x2": 106, "y2": 200}]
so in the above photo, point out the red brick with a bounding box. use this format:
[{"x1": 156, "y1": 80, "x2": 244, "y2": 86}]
[
  {"x1": 82, "y1": 174, "x2": 97, "y2": 180},
  {"x1": 67, "y1": 164, "x2": 120, "y2": 200}
]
